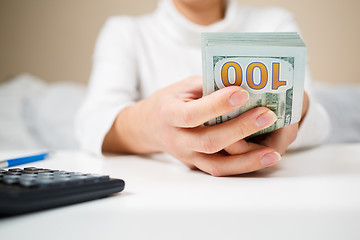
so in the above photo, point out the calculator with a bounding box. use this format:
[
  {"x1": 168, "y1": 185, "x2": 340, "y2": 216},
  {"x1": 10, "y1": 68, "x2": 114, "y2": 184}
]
[{"x1": 0, "y1": 167, "x2": 125, "y2": 216}]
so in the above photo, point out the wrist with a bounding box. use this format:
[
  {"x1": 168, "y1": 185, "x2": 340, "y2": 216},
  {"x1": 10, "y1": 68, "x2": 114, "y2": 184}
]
[
  {"x1": 102, "y1": 100, "x2": 160, "y2": 154},
  {"x1": 127, "y1": 99, "x2": 163, "y2": 153}
]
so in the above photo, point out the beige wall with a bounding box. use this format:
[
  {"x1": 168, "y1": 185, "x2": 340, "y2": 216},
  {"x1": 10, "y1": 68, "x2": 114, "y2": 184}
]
[{"x1": 0, "y1": 0, "x2": 359, "y2": 84}]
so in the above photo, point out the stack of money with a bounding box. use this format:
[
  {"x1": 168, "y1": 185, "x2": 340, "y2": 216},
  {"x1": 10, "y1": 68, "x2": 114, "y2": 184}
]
[{"x1": 201, "y1": 32, "x2": 307, "y2": 136}]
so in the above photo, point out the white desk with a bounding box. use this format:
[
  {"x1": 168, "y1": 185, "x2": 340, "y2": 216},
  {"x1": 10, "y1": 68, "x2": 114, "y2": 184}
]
[{"x1": 1, "y1": 144, "x2": 360, "y2": 240}]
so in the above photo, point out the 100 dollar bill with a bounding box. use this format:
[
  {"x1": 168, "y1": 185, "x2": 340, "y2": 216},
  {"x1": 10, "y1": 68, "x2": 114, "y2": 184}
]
[{"x1": 202, "y1": 32, "x2": 306, "y2": 136}]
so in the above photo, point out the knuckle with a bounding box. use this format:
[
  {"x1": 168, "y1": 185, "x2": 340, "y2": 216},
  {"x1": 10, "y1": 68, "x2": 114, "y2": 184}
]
[
  {"x1": 181, "y1": 109, "x2": 194, "y2": 127},
  {"x1": 162, "y1": 131, "x2": 178, "y2": 152},
  {"x1": 234, "y1": 120, "x2": 249, "y2": 138},
  {"x1": 208, "y1": 99, "x2": 222, "y2": 118},
  {"x1": 243, "y1": 161, "x2": 257, "y2": 174},
  {"x1": 158, "y1": 103, "x2": 171, "y2": 125},
  {"x1": 198, "y1": 133, "x2": 218, "y2": 154},
  {"x1": 181, "y1": 156, "x2": 198, "y2": 170},
  {"x1": 187, "y1": 164, "x2": 197, "y2": 170},
  {"x1": 208, "y1": 162, "x2": 223, "y2": 177}
]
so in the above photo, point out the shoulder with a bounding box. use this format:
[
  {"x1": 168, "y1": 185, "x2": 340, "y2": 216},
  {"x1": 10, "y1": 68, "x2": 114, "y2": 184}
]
[
  {"x1": 247, "y1": 6, "x2": 293, "y2": 20},
  {"x1": 98, "y1": 16, "x2": 136, "y2": 41},
  {"x1": 93, "y1": 13, "x2": 156, "y2": 58},
  {"x1": 96, "y1": 13, "x2": 154, "y2": 45},
  {"x1": 100, "y1": 13, "x2": 155, "y2": 35},
  {"x1": 93, "y1": 16, "x2": 138, "y2": 58},
  {"x1": 238, "y1": 6, "x2": 297, "y2": 32}
]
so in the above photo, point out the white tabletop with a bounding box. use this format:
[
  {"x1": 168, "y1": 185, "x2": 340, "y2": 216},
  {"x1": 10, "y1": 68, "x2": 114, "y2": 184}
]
[{"x1": 1, "y1": 143, "x2": 360, "y2": 240}]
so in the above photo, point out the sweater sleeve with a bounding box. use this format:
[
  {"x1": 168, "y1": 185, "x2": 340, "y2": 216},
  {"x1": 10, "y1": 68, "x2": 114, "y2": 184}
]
[{"x1": 75, "y1": 17, "x2": 139, "y2": 155}]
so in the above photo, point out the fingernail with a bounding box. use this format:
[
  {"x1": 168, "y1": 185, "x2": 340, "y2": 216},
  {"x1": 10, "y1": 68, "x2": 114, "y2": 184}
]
[
  {"x1": 229, "y1": 90, "x2": 249, "y2": 106},
  {"x1": 261, "y1": 152, "x2": 281, "y2": 166},
  {"x1": 256, "y1": 110, "x2": 277, "y2": 128}
]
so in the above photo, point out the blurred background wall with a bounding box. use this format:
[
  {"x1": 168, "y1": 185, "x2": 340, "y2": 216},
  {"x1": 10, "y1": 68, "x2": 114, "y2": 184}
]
[{"x1": 0, "y1": 0, "x2": 359, "y2": 85}]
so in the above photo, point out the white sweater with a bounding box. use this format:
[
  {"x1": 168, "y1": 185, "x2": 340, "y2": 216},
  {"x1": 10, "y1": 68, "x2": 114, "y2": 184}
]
[{"x1": 76, "y1": 0, "x2": 330, "y2": 155}]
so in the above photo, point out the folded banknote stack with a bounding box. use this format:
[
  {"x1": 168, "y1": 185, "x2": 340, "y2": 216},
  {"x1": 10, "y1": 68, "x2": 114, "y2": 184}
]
[{"x1": 201, "y1": 32, "x2": 306, "y2": 136}]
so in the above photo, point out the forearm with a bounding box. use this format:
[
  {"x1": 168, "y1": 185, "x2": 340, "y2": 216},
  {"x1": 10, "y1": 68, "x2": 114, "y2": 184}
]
[{"x1": 102, "y1": 100, "x2": 160, "y2": 154}]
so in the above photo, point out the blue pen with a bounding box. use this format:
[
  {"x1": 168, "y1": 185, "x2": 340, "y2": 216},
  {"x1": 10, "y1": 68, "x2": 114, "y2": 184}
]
[{"x1": 0, "y1": 153, "x2": 49, "y2": 169}]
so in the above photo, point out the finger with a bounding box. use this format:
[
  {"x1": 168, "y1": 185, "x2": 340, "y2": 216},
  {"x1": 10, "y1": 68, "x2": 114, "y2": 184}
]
[
  {"x1": 193, "y1": 147, "x2": 282, "y2": 177},
  {"x1": 169, "y1": 86, "x2": 249, "y2": 128},
  {"x1": 184, "y1": 107, "x2": 277, "y2": 154},
  {"x1": 259, "y1": 123, "x2": 299, "y2": 155},
  {"x1": 224, "y1": 140, "x2": 265, "y2": 155}
]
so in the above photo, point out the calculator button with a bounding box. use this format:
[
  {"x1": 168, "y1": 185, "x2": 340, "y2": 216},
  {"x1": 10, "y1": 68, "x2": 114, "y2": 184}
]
[
  {"x1": 54, "y1": 175, "x2": 70, "y2": 180},
  {"x1": 20, "y1": 174, "x2": 36, "y2": 179},
  {"x1": 54, "y1": 178, "x2": 69, "y2": 184},
  {"x1": 96, "y1": 175, "x2": 110, "y2": 181},
  {"x1": 53, "y1": 172, "x2": 69, "y2": 176},
  {"x1": 21, "y1": 170, "x2": 37, "y2": 174},
  {"x1": 24, "y1": 167, "x2": 38, "y2": 171},
  {"x1": 8, "y1": 168, "x2": 23, "y2": 172},
  {"x1": 5, "y1": 171, "x2": 21, "y2": 175},
  {"x1": 3, "y1": 175, "x2": 20, "y2": 184},
  {"x1": 38, "y1": 172, "x2": 54, "y2": 177},
  {"x1": 83, "y1": 174, "x2": 98, "y2": 181},
  {"x1": 36, "y1": 178, "x2": 53, "y2": 186},
  {"x1": 53, "y1": 174, "x2": 70, "y2": 179},
  {"x1": 71, "y1": 175, "x2": 87, "y2": 181},
  {"x1": 24, "y1": 168, "x2": 44, "y2": 173},
  {"x1": 33, "y1": 169, "x2": 49, "y2": 173},
  {"x1": 37, "y1": 176, "x2": 54, "y2": 181},
  {"x1": 69, "y1": 172, "x2": 85, "y2": 177},
  {"x1": 21, "y1": 173, "x2": 37, "y2": 177},
  {"x1": 19, "y1": 178, "x2": 38, "y2": 187}
]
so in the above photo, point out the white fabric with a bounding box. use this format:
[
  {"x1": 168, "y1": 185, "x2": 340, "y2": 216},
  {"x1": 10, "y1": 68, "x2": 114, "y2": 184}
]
[
  {"x1": 0, "y1": 73, "x2": 86, "y2": 150},
  {"x1": 0, "y1": 74, "x2": 46, "y2": 149},
  {"x1": 76, "y1": 0, "x2": 331, "y2": 155},
  {"x1": 315, "y1": 83, "x2": 360, "y2": 143}
]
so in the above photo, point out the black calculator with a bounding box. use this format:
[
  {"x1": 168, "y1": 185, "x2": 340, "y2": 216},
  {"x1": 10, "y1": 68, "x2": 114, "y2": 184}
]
[{"x1": 0, "y1": 167, "x2": 125, "y2": 216}]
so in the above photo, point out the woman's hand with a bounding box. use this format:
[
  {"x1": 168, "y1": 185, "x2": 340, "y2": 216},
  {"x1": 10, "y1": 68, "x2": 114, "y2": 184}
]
[{"x1": 103, "y1": 76, "x2": 306, "y2": 176}]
